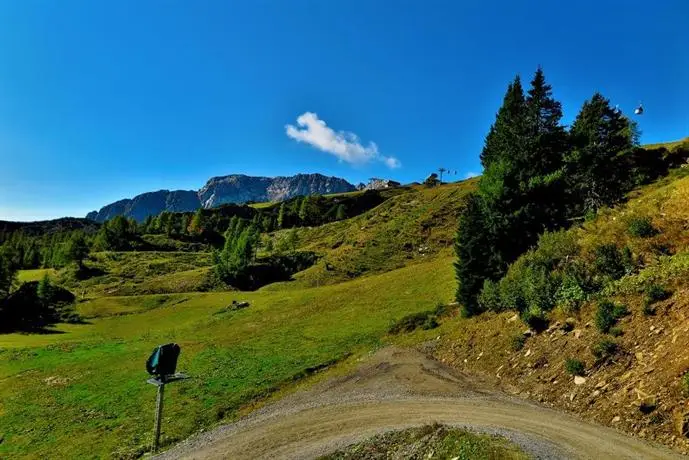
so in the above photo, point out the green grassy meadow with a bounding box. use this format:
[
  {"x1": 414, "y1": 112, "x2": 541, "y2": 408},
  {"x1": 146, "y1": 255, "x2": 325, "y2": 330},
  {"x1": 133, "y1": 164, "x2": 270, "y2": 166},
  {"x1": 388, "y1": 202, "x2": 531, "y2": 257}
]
[{"x1": 1, "y1": 255, "x2": 454, "y2": 458}]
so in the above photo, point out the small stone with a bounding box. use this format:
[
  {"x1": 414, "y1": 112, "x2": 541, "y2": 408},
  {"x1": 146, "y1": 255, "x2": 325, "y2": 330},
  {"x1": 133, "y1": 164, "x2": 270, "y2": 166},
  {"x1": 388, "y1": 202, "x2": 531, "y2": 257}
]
[
  {"x1": 570, "y1": 393, "x2": 575, "y2": 401},
  {"x1": 596, "y1": 380, "x2": 607, "y2": 389},
  {"x1": 523, "y1": 329, "x2": 534, "y2": 337},
  {"x1": 592, "y1": 390, "x2": 601, "y2": 397},
  {"x1": 612, "y1": 416, "x2": 621, "y2": 423},
  {"x1": 573, "y1": 329, "x2": 583, "y2": 339},
  {"x1": 508, "y1": 313, "x2": 519, "y2": 323},
  {"x1": 525, "y1": 349, "x2": 532, "y2": 357},
  {"x1": 574, "y1": 375, "x2": 587, "y2": 385},
  {"x1": 650, "y1": 325, "x2": 656, "y2": 331}
]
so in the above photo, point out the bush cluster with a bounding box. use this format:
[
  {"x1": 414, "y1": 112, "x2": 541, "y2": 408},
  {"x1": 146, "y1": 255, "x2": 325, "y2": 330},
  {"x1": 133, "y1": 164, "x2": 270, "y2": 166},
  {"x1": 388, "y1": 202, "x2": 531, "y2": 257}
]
[
  {"x1": 478, "y1": 231, "x2": 579, "y2": 324},
  {"x1": 591, "y1": 339, "x2": 618, "y2": 360},
  {"x1": 627, "y1": 216, "x2": 658, "y2": 238},
  {"x1": 565, "y1": 358, "x2": 585, "y2": 376},
  {"x1": 595, "y1": 300, "x2": 629, "y2": 333},
  {"x1": 388, "y1": 304, "x2": 451, "y2": 335},
  {"x1": 643, "y1": 284, "x2": 672, "y2": 315}
]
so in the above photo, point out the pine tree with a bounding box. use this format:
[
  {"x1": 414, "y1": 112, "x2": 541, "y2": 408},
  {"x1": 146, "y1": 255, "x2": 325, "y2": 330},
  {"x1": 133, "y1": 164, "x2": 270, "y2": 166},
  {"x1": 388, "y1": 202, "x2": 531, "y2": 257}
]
[
  {"x1": 479, "y1": 77, "x2": 527, "y2": 169},
  {"x1": 517, "y1": 67, "x2": 569, "y2": 235},
  {"x1": 181, "y1": 214, "x2": 190, "y2": 236},
  {"x1": 454, "y1": 194, "x2": 500, "y2": 316},
  {"x1": 566, "y1": 92, "x2": 639, "y2": 215},
  {"x1": 298, "y1": 196, "x2": 310, "y2": 225},
  {"x1": 142, "y1": 215, "x2": 154, "y2": 234},
  {"x1": 127, "y1": 218, "x2": 139, "y2": 235},
  {"x1": 335, "y1": 204, "x2": 347, "y2": 220},
  {"x1": 277, "y1": 203, "x2": 286, "y2": 229},
  {"x1": 189, "y1": 208, "x2": 205, "y2": 235},
  {"x1": 286, "y1": 227, "x2": 299, "y2": 251},
  {"x1": 65, "y1": 233, "x2": 89, "y2": 269},
  {"x1": 37, "y1": 274, "x2": 53, "y2": 305}
]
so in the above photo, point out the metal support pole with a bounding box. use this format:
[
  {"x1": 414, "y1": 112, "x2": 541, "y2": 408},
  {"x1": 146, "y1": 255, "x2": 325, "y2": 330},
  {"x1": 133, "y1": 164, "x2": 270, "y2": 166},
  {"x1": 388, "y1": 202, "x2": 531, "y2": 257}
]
[{"x1": 153, "y1": 383, "x2": 165, "y2": 452}]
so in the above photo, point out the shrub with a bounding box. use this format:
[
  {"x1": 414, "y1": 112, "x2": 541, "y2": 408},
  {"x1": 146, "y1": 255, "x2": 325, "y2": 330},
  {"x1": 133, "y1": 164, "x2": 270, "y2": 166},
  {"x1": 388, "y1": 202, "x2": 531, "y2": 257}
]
[
  {"x1": 627, "y1": 217, "x2": 658, "y2": 238},
  {"x1": 494, "y1": 231, "x2": 579, "y2": 316},
  {"x1": 621, "y1": 246, "x2": 636, "y2": 275},
  {"x1": 521, "y1": 306, "x2": 548, "y2": 331},
  {"x1": 522, "y1": 267, "x2": 559, "y2": 313},
  {"x1": 389, "y1": 311, "x2": 438, "y2": 334},
  {"x1": 642, "y1": 301, "x2": 656, "y2": 316},
  {"x1": 609, "y1": 327, "x2": 623, "y2": 337},
  {"x1": 565, "y1": 358, "x2": 585, "y2": 376},
  {"x1": 511, "y1": 334, "x2": 526, "y2": 351},
  {"x1": 478, "y1": 279, "x2": 502, "y2": 312},
  {"x1": 595, "y1": 300, "x2": 627, "y2": 333},
  {"x1": 556, "y1": 274, "x2": 587, "y2": 313},
  {"x1": 646, "y1": 284, "x2": 672, "y2": 303},
  {"x1": 592, "y1": 339, "x2": 618, "y2": 360},
  {"x1": 593, "y1": 243, "x2": 627, "y2": 280},
  {"x1": 613, "y1": 303, "x2": 630, "y2": 318},
  {"x1": 530, "y1": 230, "x2": 580, "y2": 270}
]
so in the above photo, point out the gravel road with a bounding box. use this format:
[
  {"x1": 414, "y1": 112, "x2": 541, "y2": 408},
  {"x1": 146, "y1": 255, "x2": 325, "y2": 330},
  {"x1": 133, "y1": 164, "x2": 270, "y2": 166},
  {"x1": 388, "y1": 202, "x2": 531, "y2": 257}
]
[{"x1": 157, "y1": 347, "x2": 681, "y2": 460}]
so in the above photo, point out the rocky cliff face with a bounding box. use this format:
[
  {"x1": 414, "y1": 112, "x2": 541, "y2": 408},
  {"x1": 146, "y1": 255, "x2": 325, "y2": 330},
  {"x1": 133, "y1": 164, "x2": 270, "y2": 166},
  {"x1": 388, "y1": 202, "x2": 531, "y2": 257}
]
[
  {"x1": 87, "y1": 173, "x2": 356, "y2": 222},
  {"x1": 198, "y1": 173, "x2": 355, "y2": 209},
  {"x1": 86, "y1": 190, "x2": 200, "y2": 223}
]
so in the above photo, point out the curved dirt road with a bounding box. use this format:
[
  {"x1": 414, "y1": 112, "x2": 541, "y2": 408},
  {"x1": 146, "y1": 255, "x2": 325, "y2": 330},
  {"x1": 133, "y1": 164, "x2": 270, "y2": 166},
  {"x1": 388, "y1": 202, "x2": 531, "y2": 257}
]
[{"x1": 158, "y1": 348, "x2": 681, "y2": 460}]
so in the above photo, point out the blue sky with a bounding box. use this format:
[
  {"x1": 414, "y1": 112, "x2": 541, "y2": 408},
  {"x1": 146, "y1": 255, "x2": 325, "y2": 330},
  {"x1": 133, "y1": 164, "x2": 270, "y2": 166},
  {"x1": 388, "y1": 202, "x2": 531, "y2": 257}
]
[{"x1": 0, "y1": 0, "x2": 687, "y2": 221}]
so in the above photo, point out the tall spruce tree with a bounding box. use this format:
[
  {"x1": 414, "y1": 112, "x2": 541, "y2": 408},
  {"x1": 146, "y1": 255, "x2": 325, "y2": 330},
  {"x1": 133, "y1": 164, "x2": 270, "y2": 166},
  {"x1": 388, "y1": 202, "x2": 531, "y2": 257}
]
[
  {"x1": 479, "y1": 77, "x2": 527, "y2": 169},
  {"x1": 454, "y1": 194, "x2": 499, "y2": 316},
  {"x1": 566, "y1": 93, "x2": 639, "y2": 215}
]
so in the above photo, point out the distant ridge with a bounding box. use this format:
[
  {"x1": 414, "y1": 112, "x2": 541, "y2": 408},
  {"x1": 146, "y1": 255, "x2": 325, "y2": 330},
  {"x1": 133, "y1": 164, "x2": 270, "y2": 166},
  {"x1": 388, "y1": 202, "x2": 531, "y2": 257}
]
[{"x1": 86, "y1": 173, "x2": 357, "y2": 222}]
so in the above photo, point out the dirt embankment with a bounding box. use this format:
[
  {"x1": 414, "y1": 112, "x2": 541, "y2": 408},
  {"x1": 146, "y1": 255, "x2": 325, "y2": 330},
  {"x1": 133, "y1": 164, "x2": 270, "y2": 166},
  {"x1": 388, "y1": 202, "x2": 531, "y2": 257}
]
[
  {"x1": 157, "y1": 347, "x2": 680, "y2": 460},
  {"x1": 433, "y1": 290, "x2": 689, "y2": 453}
]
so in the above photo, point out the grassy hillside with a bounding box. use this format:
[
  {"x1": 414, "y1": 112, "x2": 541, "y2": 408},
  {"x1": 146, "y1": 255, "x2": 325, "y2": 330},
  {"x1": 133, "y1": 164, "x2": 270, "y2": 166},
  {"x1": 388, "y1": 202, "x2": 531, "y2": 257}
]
[
  {"x1": 0, "y1": 255, "x2": 455, "y2": 458},
  {"x1": 276, "y1": 180, "x2": 477, "y2": 287}
]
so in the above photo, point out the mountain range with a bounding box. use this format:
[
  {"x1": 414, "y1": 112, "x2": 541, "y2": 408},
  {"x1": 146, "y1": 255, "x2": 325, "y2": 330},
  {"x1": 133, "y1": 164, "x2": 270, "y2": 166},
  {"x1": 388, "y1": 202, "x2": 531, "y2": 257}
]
[{"x1": 86, "y1": 173, "x2": 357, "y2": 222}]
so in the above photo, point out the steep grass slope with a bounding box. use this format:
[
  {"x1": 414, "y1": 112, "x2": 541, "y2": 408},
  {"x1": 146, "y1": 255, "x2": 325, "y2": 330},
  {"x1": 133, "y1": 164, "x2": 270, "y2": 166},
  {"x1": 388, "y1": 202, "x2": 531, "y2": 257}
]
[{"x1": 276, "y1": 180, "x2": 477, "y2": 287}]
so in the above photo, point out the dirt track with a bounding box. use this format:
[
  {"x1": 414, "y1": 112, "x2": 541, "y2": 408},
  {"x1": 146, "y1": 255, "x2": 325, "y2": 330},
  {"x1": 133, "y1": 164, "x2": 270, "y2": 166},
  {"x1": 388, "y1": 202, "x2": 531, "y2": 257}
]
[{"x1": 157, "y1": 347, "x2": 682, "y2": 459}]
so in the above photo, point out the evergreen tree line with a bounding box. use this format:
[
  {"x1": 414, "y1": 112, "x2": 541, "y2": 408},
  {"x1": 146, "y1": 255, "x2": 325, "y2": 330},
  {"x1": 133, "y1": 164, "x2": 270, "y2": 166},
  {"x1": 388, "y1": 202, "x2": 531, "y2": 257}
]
[
  {"x1": 455, "y1": 67, "x2": 688, "y2": 317},
  {"x1": 138, "y1": 190, "x2": 384, "y2": 238},
  {"x1": 0, "y1": 230, "x2": 90, "y2": 270}
]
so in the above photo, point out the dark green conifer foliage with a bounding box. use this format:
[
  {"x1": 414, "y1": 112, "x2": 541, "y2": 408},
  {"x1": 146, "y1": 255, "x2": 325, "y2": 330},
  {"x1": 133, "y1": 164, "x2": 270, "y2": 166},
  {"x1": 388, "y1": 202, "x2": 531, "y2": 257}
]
[{"x1": 566, "y1": 93, "x2": 639, "y2": 215}]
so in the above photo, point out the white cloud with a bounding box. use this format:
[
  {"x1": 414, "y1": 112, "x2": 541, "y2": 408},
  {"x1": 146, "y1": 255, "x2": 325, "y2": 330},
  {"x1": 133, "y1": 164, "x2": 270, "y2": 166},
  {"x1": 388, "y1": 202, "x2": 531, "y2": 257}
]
[
  {"x1": 464, "y1": 171, "x2": 480, "y2": 179},
  {"x1": 286, "y1": 112, "x2": 400, "y2": 169}
]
